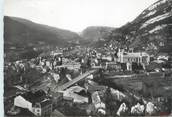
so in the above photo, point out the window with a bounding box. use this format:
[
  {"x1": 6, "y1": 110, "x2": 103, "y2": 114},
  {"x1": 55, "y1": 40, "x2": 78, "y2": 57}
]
[
  {"x1": 35, "y1": 103, "x2": 40, "y2": 108},
  {"x1": 37, "y1": 113, "x2": 41, "y2": 116}
]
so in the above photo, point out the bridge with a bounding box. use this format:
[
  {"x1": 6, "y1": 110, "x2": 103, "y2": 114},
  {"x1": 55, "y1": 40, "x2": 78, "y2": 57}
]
[{"x1": 56, "y1": 69, "x2": 97, "y2": 91}]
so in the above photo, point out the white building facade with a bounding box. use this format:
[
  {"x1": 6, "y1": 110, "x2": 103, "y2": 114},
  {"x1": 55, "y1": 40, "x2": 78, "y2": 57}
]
[{"x1": 118, "y1": 49, "x2": 150, "y2": 65}]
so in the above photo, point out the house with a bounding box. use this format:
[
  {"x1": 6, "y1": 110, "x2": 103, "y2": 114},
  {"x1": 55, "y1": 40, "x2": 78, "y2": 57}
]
[
  {"x1": 157, "y1": 53, "x2": 169, "y2": 61},
  {"x1": 14, "y1": 90, "x2": 52, "y2": 117},
  {"x1": 33, "y1": 99, "x2": 52, "y2": 116},
  {"x1": 84, "y1": 80, "x2": 107, "y2": 94},
  {"x1": 105, "y1": 62, "x2": 122, "y2": 71},
  {"x1": 102, "y1": 55, "x2": 113, "y2": 62},
  {"x1": 110, "y1": 88, "x2": 126, "y2": 101},
  {"x1": 91, "y1": 91, "x2": 106, "y2": 115},
  {"x1": 118, "y1": 49, "x2": 150, "y2": 65},
  {"x1": 49, "y1": 92, "x2": 63, "y2": 108},
  {"x1": 62, "y1": 86, "x2": 88, "y2": 103},
  {"x1": 146, "y1": 61, "x2": 162, "y2": 72},
  {"x1": 50, "y1": 51, "x2": 63, "y2": 57}
]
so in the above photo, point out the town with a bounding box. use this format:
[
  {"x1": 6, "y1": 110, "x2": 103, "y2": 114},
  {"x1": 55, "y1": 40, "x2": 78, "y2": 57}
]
[
  {"x1": 4, "y1": 45, "x2": 172, "y2": 116},
  {"x1": 4, "y1": 0, "x2": 172, "y2": 116}
]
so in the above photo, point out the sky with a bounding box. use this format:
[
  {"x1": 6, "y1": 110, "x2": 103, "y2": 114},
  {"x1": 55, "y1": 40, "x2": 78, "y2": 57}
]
[{"x1": 4, "y1": 0, "x2": 158, "y2": 32}]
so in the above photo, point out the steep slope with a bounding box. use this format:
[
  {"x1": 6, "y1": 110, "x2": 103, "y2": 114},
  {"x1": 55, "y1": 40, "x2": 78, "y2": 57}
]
[
  {"x1": 80, "y1": 26, "x2": 116, "y2": 46},
  {"x1": 107, "y1": 0, "x2": 172, "y2": 55},
  {"x1": 4, "y1": 16, "x2": 82, "y2": 61},
  {"x1": 4, "y1": 16, "x2": 81, "y2": 49}
]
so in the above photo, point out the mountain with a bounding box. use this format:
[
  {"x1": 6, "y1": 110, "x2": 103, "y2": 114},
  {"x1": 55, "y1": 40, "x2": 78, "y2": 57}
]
[
  {"x1": 4, "y1": 16, "x2": 81, "y2": 49},
  {"x1": 4, "y1": 16, "x2": 82, "y2": 61},
  {"x1": 105, "y1": 0, "x2": 172, "y2": 55},
  {"x1": 4, "y1": 0, "x2": 172, "y2": 57},
  {"x1": 80, "y1": 26, "x2": 116, "y2": 46}
]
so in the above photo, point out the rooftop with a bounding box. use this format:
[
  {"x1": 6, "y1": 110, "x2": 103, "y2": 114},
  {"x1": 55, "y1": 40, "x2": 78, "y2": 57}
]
[
  {"x1": 123, "y1": 52, "x2": 149, "y2": 57},
  {"x1": 51, "y1": 109, "x2": 66, "y2": 117},
  {"x1": 20, "y1": 90, "x2": 47, "y2": 104}
]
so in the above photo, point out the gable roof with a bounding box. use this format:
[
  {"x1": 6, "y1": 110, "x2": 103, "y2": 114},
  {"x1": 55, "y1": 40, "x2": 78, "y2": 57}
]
[{"x1": 157, "y1": 52, "x2": 168, "y2": 56}]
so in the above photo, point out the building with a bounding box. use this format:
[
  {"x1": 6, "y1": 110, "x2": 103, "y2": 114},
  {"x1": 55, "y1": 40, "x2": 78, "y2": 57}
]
[
  {"x1": 62, "y1": 86, "x2": 88, "y2": 103},
  {"x1": 91, "y1": 91, "x2": 106, "y2": 115},
  {"x1": 14, "y1": 90, "x2": 52, "y2": 117},
  {"x1": 157, "y1": 53, "x2": 169, "y2": 60},
  {"x1": 118, "y1": 49, "x2": 150, "y2": 65},
  {"x1": 50, "y1": 92, "x2": 63, "y2": 107},
  {"x1": 84, "y1": 80, "x2": 107, "y2": 94},
  {"x1": 105, "y1": 62, "x2": 122, "y2": 71}
]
